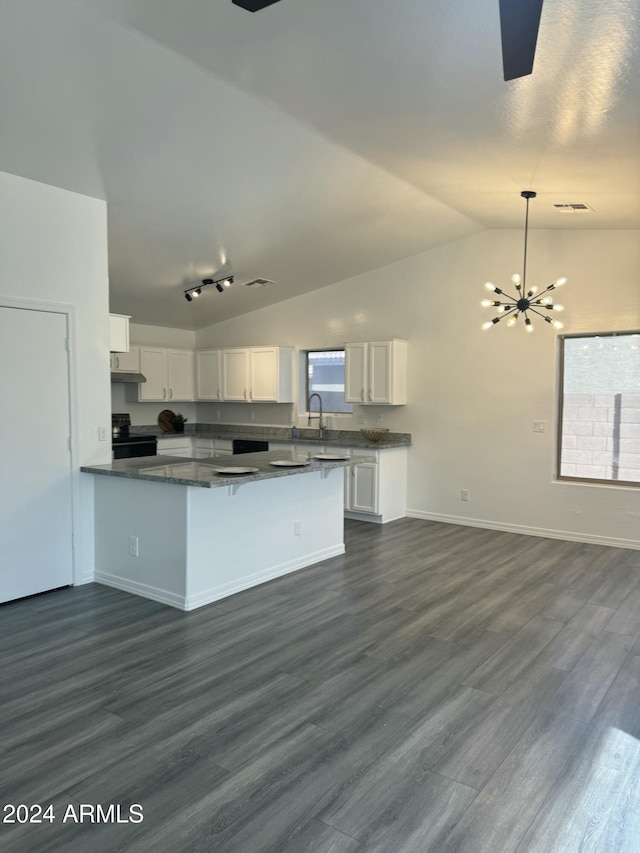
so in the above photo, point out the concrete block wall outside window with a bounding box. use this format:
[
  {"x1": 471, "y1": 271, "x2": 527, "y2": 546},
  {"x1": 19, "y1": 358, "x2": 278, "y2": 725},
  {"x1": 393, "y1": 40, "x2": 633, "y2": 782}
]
[{"x1": 561, "y1": 393, "x2": 640, "y2": 482}]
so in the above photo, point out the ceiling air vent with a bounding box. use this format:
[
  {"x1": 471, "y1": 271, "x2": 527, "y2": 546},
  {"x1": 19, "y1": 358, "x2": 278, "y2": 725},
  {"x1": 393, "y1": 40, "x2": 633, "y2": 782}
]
[
  {"x1": 553, "y1": 203, "x2": 593, "y2": 213},
  {"x1": 242, "y1": 278, "x2": 275, "y2": 288}
]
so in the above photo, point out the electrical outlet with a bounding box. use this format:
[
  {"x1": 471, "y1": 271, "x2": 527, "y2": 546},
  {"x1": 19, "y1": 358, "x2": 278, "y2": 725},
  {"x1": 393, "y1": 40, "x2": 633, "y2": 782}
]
[
  {"x1": 460, "y1": 489, "x2": 470, "y2": 502},
  {"x1": 294, "y1": 521, "x2": 301, "y2": 536},
  {"x1": 377, "y1": 413, "x2": 384, "y2": 423},
  {"x1": 98, "y1": 426, "x2": 108, "y2": 441},
  {"x1": 128, "y1": 535, "x2": 139, "y2": 557},
  {"x1": 533, "y1": 420, "x2": 546, "y2": 433}
]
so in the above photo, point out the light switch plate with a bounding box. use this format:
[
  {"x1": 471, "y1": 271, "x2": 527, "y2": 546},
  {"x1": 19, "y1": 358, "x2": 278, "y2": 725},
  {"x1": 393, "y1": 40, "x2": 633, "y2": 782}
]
[{"x1": 533, "y1": 420, "x2": 546, "y2": 433}]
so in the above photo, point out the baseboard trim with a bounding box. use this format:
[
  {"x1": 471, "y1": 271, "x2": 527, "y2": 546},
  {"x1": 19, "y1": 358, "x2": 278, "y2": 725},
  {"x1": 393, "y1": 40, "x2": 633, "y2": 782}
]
[
  {"x1": 94, "y1": 572, "x2": 187, "y2": 609},
  {"x1": 185, "y1": 544, "x2": 345, "y2": 611},
  {"x1": 405, "y1": 509, "x2": 640, "y2": 551},
  {"x1": 95, "y1": 543, "x2": 346, "y2": 611}
]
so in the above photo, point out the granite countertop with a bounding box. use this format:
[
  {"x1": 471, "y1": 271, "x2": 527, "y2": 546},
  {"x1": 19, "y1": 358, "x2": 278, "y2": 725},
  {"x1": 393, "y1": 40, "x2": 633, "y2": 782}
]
[
  {"x1": 82, "y1": 448, "x2": 373, "y2": 489},
  {"x1": 135, "y1": 424, "x2": 411, "y2": 450}
]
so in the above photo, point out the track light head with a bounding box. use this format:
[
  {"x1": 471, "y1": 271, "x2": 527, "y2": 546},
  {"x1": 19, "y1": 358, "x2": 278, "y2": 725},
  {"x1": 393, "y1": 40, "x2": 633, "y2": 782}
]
[
  {"x1": 215, "y1": 282, "x2": 224, "y2": 293},
  {"x1": 185, "y1": 291, "x2": 193, "y2": 302}
]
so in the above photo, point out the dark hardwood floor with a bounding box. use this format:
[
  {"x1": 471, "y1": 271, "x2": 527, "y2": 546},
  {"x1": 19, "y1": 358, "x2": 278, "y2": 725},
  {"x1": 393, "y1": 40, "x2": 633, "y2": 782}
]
[{"x1": 1, "y1": 518, "x2": 640, "y2": 852}]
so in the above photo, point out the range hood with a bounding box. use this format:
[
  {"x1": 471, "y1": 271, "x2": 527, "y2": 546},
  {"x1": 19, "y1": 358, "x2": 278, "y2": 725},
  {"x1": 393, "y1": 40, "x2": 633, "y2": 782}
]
[{"x1": 110, "y1": 372, "x2": 147, "y2": 384}]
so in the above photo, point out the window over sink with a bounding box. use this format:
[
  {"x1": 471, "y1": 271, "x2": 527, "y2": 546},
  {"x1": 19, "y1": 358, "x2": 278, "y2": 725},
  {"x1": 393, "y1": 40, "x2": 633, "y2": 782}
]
[{"x1": 306, "y1": 350, "x2": 352, "y2": 414}]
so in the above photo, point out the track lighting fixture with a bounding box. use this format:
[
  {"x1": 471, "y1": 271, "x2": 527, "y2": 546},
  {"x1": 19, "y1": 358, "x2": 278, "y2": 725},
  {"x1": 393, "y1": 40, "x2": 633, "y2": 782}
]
[
  {"x1": 481, "y1": 191, "x2": 567, "y2": 333},
  {"x1": 184, "y1": 275, "x2": 234, "y2": 302}
]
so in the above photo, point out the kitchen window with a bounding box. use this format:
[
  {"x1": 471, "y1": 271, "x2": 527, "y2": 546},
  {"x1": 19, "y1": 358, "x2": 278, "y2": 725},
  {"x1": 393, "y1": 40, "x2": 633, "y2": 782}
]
[
  {"x1": 306, "y1": 350, "x2": 352, "y2": 414},
  {"x1": 558, "y1": 331, "x2": 640, "y2": 485}
]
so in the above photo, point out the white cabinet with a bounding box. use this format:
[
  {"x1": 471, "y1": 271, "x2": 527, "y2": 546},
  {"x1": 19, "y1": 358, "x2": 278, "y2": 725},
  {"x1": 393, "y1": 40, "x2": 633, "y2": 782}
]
[
  {"x1": 110, "y1": 346, "x2": 140, "y2": 373},
  {"x1": 344, "y1": 447, "x2": 408, "y2": 523},
  {"x1": 222, "y1": 348, "x2": 249, "y2": 401},
  {"x1": 249, "y1": 347, "x2": 293, "y2": 402},
  {"x1": 196, "y1": 350, "x2": 223, "y2": 401},
  {"x1": 193, "y1": 438, "x2": 233, "y2": 458},
  {"x1": 138, "y1": 348, "x2": 194, "y2": 402},
  {"x1": 197, "y1": 346, "x2": 294, "y2": 403},
  {"x1": 109, "y1": 314, "x2": 130, "y2": 352},
  {"x1": 157, "y1": 437, "x2": 193, "y2": 458},
  {"x1": 345, "y1": 339, "x2": 407, "y2": 405},
  {"x1": 347, "y1": 460, "x2": 379, "y2": 514}
]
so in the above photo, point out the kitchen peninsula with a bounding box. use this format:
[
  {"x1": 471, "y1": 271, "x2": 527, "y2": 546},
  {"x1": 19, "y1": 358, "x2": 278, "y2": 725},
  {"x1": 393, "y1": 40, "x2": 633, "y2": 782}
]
[{"x1": 82, "y1": 448, "x2": 370, "y2": 611}]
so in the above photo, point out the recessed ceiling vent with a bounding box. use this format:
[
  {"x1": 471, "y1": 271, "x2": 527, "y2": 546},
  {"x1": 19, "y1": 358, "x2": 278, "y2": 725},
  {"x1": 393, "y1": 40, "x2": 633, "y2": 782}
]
[
  {"x1": 242, "y1": 278, "x2": 275, "y2": 288},
  {"x1": 553, "y1": 203, "x2": 593, "y2": 213}
]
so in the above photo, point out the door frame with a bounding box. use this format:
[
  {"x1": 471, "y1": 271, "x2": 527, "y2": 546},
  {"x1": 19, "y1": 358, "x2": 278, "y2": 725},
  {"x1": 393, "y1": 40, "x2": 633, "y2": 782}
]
[{"x1": 1, "y1": 295, "x2": 81, "y2": 587}]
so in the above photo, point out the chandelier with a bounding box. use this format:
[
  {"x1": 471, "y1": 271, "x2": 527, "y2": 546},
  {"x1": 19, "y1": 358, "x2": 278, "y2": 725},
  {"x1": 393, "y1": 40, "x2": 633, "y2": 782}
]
[{"x1": 482, "y1": 191, "x2": 566, "y2": 333}]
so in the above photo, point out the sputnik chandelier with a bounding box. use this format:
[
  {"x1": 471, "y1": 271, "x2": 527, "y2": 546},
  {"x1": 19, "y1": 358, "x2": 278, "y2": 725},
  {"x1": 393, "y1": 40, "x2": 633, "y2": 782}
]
[{"x1": 482, "y1": 191, "x2": 566, "y2": 333}]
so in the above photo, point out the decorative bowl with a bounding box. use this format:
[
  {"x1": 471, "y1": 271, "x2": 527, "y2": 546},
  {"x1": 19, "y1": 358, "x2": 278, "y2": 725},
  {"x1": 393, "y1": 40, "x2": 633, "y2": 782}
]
[{"x1": 360, "y1": 427, "x2": 390, "y2": 443}]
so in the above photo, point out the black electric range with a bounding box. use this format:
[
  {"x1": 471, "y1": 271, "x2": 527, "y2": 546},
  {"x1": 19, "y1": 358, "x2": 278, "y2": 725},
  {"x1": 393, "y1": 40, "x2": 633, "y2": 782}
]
[{"x1": 112, "y1": 414, "x2": 157, "y2": 459}]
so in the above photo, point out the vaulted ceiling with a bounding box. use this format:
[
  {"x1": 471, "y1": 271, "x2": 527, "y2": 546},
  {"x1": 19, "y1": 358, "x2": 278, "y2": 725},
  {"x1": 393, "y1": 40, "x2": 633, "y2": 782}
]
[{"x1": 1, "y1": 0, "x2": 638, "y2": 329}]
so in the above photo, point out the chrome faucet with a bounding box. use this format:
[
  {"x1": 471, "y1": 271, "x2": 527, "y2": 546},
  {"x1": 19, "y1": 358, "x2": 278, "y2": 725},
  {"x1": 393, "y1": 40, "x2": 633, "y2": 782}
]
[{"x1": 308, "y1": 393, "x2": 325, "y2": 439}]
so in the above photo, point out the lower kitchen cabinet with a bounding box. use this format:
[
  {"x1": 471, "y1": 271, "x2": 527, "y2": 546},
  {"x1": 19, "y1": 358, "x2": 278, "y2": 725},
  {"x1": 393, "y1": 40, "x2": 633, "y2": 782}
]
[
  {"x1": 193, "y1": 438, "x2": 233, "y2": 457},
  {"x1": 157, "y1": 438, "x2": 193, "y2": 458},
  {"x1": 272, "y1": 441, "x2": 408, "y2": 523},
  {"x1": 344, "y1": 447, "x2": 407, "y2": 523},
  {"x1": 157, "y1": 437, "x2": 234, "y2": 458}
]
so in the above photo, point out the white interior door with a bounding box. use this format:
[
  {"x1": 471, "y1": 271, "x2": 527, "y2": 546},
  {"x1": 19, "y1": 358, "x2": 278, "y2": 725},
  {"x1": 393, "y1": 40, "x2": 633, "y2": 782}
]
[{"x1": 0, "y1": 306, "x2": 74, "y2": 602}]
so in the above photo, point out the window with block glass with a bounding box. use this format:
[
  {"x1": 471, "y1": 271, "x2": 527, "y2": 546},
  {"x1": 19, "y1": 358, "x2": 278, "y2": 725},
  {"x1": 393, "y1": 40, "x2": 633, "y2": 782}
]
[
  {"x1": 558, "y1": 332, "x2": 640, "y2": 485},
  {"x1": 306, "y1": 350, "x2": 352, "y2": 414}
]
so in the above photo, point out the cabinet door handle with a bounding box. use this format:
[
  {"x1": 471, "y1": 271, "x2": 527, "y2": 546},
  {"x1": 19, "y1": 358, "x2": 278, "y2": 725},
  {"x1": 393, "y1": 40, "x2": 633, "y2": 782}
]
[
  {"x1": 169, "y1": 388, "x2": 173, "y2": 399},
  {"x1": 368, "y1": 388, "x2": 372, "y2": 402},
  {"x1": 116, "y1": 355, "x2": 120, "y2": 369},
  {"x1": 244, "y1": 389, "x2": 248, "y2": 401},
  {"x1": 249, "y1": 389, "x2": 252, "y2": 401},
  {"x1": 361, "y1": 389, "x2": 365, "y2": 402},
  {"x1": 217, "y1": 388, "x2": 221, "y2": 400},
  {"x1": 163, "y1": 388, "x2": 166, "y2": 399}
]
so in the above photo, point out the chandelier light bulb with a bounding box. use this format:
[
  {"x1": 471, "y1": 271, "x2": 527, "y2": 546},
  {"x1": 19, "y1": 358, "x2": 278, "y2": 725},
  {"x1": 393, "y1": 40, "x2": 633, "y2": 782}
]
[
  {"x1": 553, "y1": 320, "x2": 564, "y2": 330},
  {"x1": 553, "y1": 304, "x2": 564, "y2": 312},
  {"x1": 481, "y1": 299, "x2": 492, "y2": 307},
  {"x1": 541, "y1": 297, "x2": 552, "y2": 305},
  {"x1": 511, "y1": 274, "x2": 521, "y2": 285},
  {"x1": 525, "y1": 319, "x2": 534, "y2": 332},
  {"x1": 555, "y1": 277, "x2": 567, "y2": 287},
  {"x1": 506, "y1": 316, "x2": 517, "y2": 327},
  {"x1": 481, "y1": 321, "x2": 494, "y2": 331},
  {"x1": 485, "y1": 282, "x2": 496, "y2": 292}
]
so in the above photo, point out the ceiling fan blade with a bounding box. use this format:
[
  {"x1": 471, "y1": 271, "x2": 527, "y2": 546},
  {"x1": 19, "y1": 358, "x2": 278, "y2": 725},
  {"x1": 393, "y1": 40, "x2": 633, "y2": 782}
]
[
  {"x1": 232, "y1": 0, "x2": 281, "y2": 10},
  {"x1": 499, "y1": 0, "x2": 544, "y2": 81}
]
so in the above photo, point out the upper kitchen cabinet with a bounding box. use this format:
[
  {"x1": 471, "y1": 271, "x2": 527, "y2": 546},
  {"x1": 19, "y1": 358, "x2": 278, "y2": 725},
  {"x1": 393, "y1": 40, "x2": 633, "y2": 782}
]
[
  {"x1": 222, "y1": 348, "x2": 249, "y2": 401},
  {"x1": 198, "y1": 346, "x2": 294, "y2": 403},
  {"x1": 110, "y1": 346, "x2": 140, "y2": 373},
  {"x1": 196, "y1": 349, "x2": 223, "y2": 401},
  {"x1": 250, "y1": 347, "x2": 294, "y2": 402},
  {"x1": 109, "y1": 314, "x2": 130, "y2": 352},
  {"x1": 138, "y1": 347, "x2": 194, "y2": 402},
  {"x1": 345, "y1": 339, "x2": 407, "y2": 405}
]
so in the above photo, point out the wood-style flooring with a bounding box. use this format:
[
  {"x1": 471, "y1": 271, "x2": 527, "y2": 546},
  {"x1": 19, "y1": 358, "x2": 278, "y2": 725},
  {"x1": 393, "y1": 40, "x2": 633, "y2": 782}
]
[{"x1": 2, "y1": 518, "x2": 640, "y2": 852}]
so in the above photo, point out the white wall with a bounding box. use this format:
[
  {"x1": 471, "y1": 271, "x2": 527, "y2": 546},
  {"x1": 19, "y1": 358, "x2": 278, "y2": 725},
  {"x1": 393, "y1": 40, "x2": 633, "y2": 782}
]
[
  {"x1": 195, "y1": 228, "x2": 640, "y2": 548},
  {"x1": 0, "y1": 170, "x2": 110, "y2": 579},
  {"x1": 111, "y1": 322, "x2": 198, "y2": 425}
]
